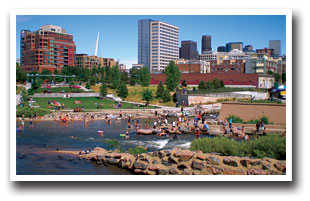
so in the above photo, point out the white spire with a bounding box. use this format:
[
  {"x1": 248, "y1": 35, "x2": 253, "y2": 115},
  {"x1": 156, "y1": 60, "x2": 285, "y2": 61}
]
[{"x1": 95, "y1": 32, "x2": 100, "y2": 56}]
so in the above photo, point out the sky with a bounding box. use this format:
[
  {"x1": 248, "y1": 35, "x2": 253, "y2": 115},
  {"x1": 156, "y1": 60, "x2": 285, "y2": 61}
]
[{"x1": 16, "y1": 15, "x2": 286, "y2": 68}]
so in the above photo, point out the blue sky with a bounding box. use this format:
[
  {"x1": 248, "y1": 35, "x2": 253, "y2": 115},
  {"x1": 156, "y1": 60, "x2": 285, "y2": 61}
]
[{"x1": 16, "y1": 15, "x2": 286, "y2": 68}]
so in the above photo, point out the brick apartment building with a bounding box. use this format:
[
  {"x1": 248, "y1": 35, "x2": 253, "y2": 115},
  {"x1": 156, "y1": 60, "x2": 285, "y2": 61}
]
[
  {"x1": 210, "y1": 59, "x2": 245, "y2": 74},
  {"x1": 75, "y1": 54, "x2": 118, "y2": 70},
  {"x1": 20, "y1": 25, "x2": 76, "y2": 73}
]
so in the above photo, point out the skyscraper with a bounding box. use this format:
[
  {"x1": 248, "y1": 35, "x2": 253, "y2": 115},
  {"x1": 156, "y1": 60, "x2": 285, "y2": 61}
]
[
  {"x1": 180, "y1": 40, "x2": 198, "y2": 60},
  {"x1": 269, "y1": 40, "x2": 281, "y2": 57},
  {"x1": 201, "y1": 35, "x2": 212, "y2": 53},
  {"x1": 138, "y1": 19, "x2": 179, "y2": 73},
  {"x1": 226, "y1": 42, "x2": 243, "y2": 52},
  {"x1": 20, "y1": 25, "x2": 76, "y2": 72},
  {"x1": 138, "y1": 19, "x2": 153, "y2": 69}
]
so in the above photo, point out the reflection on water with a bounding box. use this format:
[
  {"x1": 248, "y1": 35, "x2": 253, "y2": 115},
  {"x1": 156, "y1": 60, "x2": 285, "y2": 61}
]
[{"x1": 16, "y1": 119, "x2": 211, "y2": 175}]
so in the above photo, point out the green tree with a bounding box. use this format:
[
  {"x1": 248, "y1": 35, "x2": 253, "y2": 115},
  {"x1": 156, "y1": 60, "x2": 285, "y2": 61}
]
[
  {"x1": 281, "y1": 72, "x2": 286, "y2": 84},
  {"x1": 213, "y1": 78, "x2": 221, "y2": 89},
  {"x1": 275, "y1": 73, "x2": 281, "y2": 83},
  {"x1": 16, "y1": 62, "x2": 27, "y2": 83},
  {"x1": 110, "y1": 66, "x2": 121, "y2": 89},
  {"x1": 139, "y1": 67, "x2": 151, "y2": 87},
  {"x1": 220, "y1": 80, "x2": 225, "y2": 88},
  {"x1": 85, "y1": 82, "x2": 91, "y2": 90},
  {"x1": 156, "y1": 81, "x2": 165, "y2": 98},
  {"x1": 206, "y1": 80, "x2": 214, "y2": 89},
  {"x1": 100, "y1": 81, "x2": 108, "y2": 97},
  {"x1": 141, "y1": 89, "x2": 153, "y2": 105},
  {"x1": 41, "y1": 69, "x2": 52, "y2": 82},
  {"x1": 117, "y1": 81, "x2": 128, "y2": 99},
  {"x1": 181, "y1": 80, "x2": 187, "y2": 87},
  {"x1": 198, "y1": 80, "x2": 206, "y2": 90},
  {"x1": 267, "y1": 70, "x2": 273, "y2": 75},
  {"x1": 129, "y1": 67, "x2": 140, "y2": 86},
  {"x1": 161, "y1": 88, "x2": 171, "y2": 102},
  {"x1": 121, "y1": 72, "x2": 129, "y2": 83},
  {"x1": 165, "y1": 61, "x2": 181, "y2": 91},
  {"x1": 104, "y1": 66, "x2": 112, "y2": 84},
  {"x1": 89, "y1": 77, "x2": 96, "y2": 86}
]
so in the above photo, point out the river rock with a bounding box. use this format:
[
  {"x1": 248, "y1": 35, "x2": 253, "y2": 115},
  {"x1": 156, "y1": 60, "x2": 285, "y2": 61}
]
[
  {"x1": 177, "y1": 163, "x2": 191, "y2": 170},
  {"x1": 192, "y1": 160, "x2": 205, "y2": 170},
  {"x1": 196, "y1": 151, "x2": 208, "y2": 160},
  {"x1": 247, "y1": 168, "x2": 267, "y2": 175},
  {"x1": 182, "y1": 169, "x2": 193, "y2": 175},
  {"x1": 223, "y1": 168, "x2": 246, "y2": 175},
  {"x1": 146, "y1": 169, "x2": 156, "y2": 175},
  {"x1": 161, "y1": 159, "x2": 171, "y2": 167},
  {"x1": 133, "y1": 161, "x2": 148, "y2": 170},
  {"x1": 223, "y1": 158, "x2": 238, "y2": 167},
  {"x1": 168, "y1": 155, "x2": 178, "y2": 164},
  {"x1": 240, "y1": 159, "x2": 251, "y2": 168},
  {"x1": 134, "y1": 169, "x2": 145, "y2": 174},
  {"x1": 262, "y1": 162, "x2": 272, "y2": 170},
  {"x1": 274, "y1": 162, "x2": 286, "y2": 172},
  {"x1": 250, "y1": 160, "x2": 262, "y2": 166},
  {"x1": 148, "y1": 165, "x2": 159, "y2": 171},
  {"x1": 106, "y1": 158, "x2": 120, "y2": 165},
  {"x1": 174, "y1": 150, "x2": 194, "y2": 161},
  {"x1": 169, "y1": 167, "x2": 180, "y2": 175},
  {"x1": 206, "y1": 156, "x2": 220, "y2": 165},
  {"x1": 208, "y1": 166, "x2": 223, "y2": 175},
  {"x1": 158, "y1": 167, "x2": 170, "y2": 175}
]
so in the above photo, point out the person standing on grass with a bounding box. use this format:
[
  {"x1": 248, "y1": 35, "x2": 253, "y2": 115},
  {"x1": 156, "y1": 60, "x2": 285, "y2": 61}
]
[
  {"x1": 260, "y1": 121, "x2": 265, "y2": 132},
  {"x1": 256, "y1": 122, "x2": 260, "y2": 133},
  {"x1": 229, "y1": 117, "x2": 232, "y2": 128}
]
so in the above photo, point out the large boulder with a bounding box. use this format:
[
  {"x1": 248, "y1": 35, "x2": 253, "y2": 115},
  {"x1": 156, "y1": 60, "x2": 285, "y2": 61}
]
[
  {"x1": 192, "y1": 160, "x2": 206, "y2": 170},
  {"x1": 206, "y1": 156, "x2": 220, "y2": 165},
  {"x1": 174, "y1": 150, "x2": 194, "y2": 162},
  {"x1": 274, "y1": 162, "x2": 286, "y2": 172},
  {"x1": 223, "y1": 158, "x2": 238, "y2": 167},
  {"x1": 133, "y1": 161, "x2": 148, "y2": 170}
]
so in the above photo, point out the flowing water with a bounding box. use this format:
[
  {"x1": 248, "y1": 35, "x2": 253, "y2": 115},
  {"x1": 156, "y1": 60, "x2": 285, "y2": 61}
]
[{"x1": 16, "y1": 119, "x2": 213, "y2": 175}]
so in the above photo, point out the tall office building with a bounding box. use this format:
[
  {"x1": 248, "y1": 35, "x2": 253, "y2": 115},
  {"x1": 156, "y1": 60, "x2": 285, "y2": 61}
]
[
  {"x1": 138, "y1": 19, "x2": 153, "y2": 69},
  {"x1": 180, "y1": 40, "x2": 198, "y2": 60},
  {"x1": 226, "y1": 42, "x2": 243, "y2": 52},
  {"x1": 269, "y1": 40, "x2": 281, "y2": 57},
  {"x1": 138, "y1": 19, "x2": 179, "y2": 73},
  {"x1": 201, "y1": 35, "x2": 212, "y2": 53},
  {"x1": 20, "y1": 25, "x2": 76, "y2": 73}
]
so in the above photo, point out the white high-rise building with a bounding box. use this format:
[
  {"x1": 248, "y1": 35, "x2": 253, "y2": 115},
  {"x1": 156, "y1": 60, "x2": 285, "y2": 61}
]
[{"x1": 149, "y1": 20, "x2": 179, "y2": 73}]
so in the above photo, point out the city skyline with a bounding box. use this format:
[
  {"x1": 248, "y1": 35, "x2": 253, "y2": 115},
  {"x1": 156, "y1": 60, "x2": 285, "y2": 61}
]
[{"x1": 16, "y1": 15, "x2": 286, "y2": 68}]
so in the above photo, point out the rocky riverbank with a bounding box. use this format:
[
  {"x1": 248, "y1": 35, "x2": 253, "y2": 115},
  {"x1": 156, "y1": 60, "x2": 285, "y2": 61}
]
[{"x1": 60, "y1": 147, "x2": 286, "y2": 175}]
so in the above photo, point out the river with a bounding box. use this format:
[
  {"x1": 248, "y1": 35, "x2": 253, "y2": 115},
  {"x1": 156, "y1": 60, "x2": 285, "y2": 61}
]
[{"x1": 16, "y1": 118, "x2": 211, "y2": 175}]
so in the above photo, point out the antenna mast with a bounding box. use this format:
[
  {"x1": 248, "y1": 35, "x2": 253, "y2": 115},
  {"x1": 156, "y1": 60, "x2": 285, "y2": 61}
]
[{"x1": 95, "y1": 32, "x2": 100, "y2": 56}]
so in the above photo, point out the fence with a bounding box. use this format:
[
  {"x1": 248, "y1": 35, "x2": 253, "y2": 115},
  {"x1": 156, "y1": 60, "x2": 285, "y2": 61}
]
[{"x1": 32, "y1": 93, "x2": 100, "y2": 98}]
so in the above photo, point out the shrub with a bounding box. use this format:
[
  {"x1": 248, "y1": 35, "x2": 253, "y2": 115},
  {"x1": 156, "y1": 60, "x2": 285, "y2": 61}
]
[
  {"x1": 161, "y1": 89, "x2": 171, "y2": 102},
  {"x1": 198, "y1": 80, "x2": 206, "y2": 90},
  {"x1": 156, "y1": 81, "x2": 165, "y2": 98},
  {"x1": 128, "y1": 146, "x2": 148, "y2": 155},
  {"x1": 260, "y1": 116, "x2": 270, "y2": 124},
  {"x1": 228, "y1": 115, "x2": 244, "y2": 123},
  {"x1": 190, "y1": 134, "x2": 286, "y2": 160},
  {"x1": 117, "y1": 82, "x2": 128, "y2": 99}
]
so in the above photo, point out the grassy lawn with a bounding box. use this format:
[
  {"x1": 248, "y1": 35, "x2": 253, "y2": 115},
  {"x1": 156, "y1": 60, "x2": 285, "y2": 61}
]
[
  {"x1": 32, "y1": 97, "x2": 158, "y2": 110},
  {"x1": 91, "y1": 84, "x2": 176, "y2": 107}
]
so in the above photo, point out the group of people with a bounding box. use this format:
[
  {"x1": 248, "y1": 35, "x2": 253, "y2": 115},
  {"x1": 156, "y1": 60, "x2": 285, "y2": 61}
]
[
  {"x1": 256, "y1": 121, "x2": 266, "y2": 134},
  {"x1": 48, "y1": 100, "x2": 65, "y2": 111}
]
